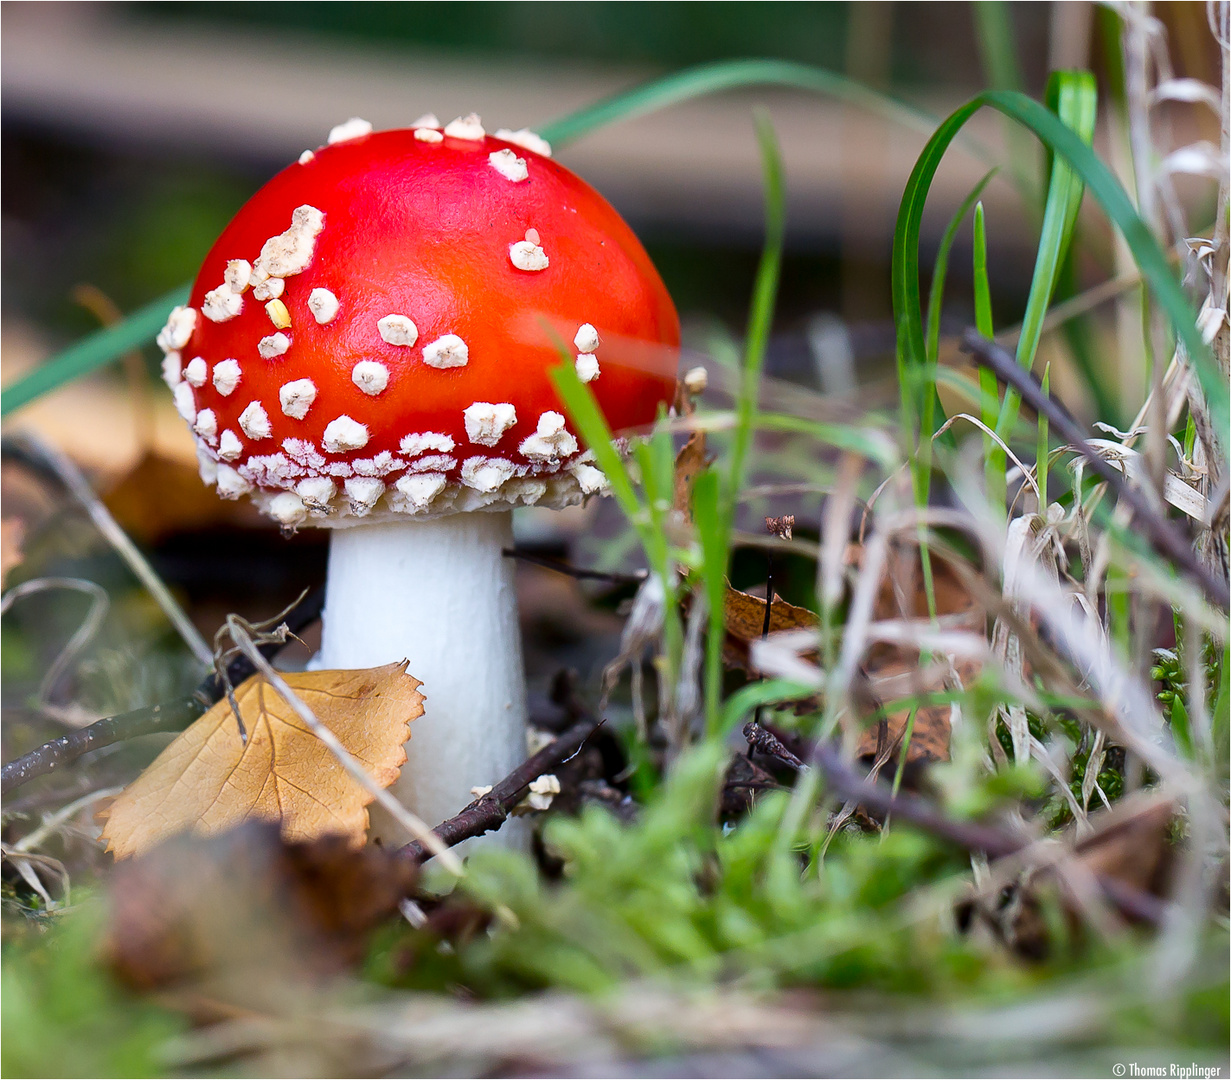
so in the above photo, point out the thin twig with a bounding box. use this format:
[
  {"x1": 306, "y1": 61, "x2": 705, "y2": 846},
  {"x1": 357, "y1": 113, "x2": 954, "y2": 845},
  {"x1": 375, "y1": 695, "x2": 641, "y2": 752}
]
[
  {"x1": 221, "y1": 614, "x2": 463, "y2": 875},
  {"x1": 1, "y1": 433, "x2": 214, "y2": 663},
  {"x1": 198, "y1": 587, "x2": 324, "y2": 702},
  {"x1": 502, "y1": 547, "x2": 646, "y2": 586},
  {"x1": 0, "y1": 587, "x2": 325, "y2": 796},
  {"x1": 1, "y1": 577, "x2": 109, "y2": 716},
  {"x1": 399, "y1": 716, "x2": 603, "y2": 863},
  {"x1": 210, "y1": 595, "x2": 310, "y2": 744},
  {"x1": 960, "y1": 330, "x2": 1229, "y2": 609},
  {"x1": 12, "y1": 785, "x2": 124, "y2": 852}
]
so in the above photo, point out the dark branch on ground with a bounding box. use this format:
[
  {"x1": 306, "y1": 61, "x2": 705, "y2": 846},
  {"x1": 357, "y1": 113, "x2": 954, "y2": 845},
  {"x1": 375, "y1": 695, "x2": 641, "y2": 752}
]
[
  {"x1": 399, "y1": 716, "x2": 603, "y2": 863},
  {"x1": 1, "y1": 587, "x2": 325, "y2": 795},
  {"x1": 960, "y1": 330, "x2": 1229, "y2": 610},
  {"x1": 749, "y1": 721, "x2": 1022, "y2": 856},
  {"x1": 743, "y1": 721, "x2": 1168, "y2": 925},
  {"x1": 806, "y1": 734, "x2": 1025, "y2": 858},
  {"x1": 1, "y1": 696, "x2": 201, "y2": 797}
]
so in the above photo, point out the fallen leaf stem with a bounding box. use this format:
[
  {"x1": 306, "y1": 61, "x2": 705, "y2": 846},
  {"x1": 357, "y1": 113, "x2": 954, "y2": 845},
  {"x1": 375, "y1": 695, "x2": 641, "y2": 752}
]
[
  {"x1": 760, "y1": 561, "x2": 776, "y2": 641},
  {"x1": 0, "y1": 587, "x2": 325, "y2": 796},
  {"x1": 400, "y1": 716, "x2": 603, "y2": 863}
]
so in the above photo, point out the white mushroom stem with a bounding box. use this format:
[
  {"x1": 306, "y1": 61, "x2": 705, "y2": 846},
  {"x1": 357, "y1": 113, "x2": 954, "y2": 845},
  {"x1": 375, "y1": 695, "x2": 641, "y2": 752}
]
[{"x1": 315, "y1": 511, "x2": 527, "y2": 846}]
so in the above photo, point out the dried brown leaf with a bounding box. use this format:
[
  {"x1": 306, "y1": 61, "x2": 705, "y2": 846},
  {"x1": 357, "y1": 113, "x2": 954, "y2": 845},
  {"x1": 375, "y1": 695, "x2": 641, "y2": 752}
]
[
  {"x1": 724, "y1": 585, "x2": 819, "y2": 641},
  {"x1": 722, "y1": 583, "x2": 819, "y2": 673},
  {"x1": 99, "y1": 663, "x2": 422, "y2": 858},
  {"x1": 855, "y1": 548, "x2": 984, "y2": 768},
  {"x1": 106, "y1": 822, "x2": 418, "y2": 991},
  {"x1": 1072, "y1": 791, "x2": 1176, "y2": 898}
]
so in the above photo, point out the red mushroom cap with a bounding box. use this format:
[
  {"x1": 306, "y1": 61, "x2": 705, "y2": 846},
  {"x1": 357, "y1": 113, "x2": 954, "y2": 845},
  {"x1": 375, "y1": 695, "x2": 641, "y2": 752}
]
[{"x1": 161, "y1": 117, "x2": 680, "y2": 526}]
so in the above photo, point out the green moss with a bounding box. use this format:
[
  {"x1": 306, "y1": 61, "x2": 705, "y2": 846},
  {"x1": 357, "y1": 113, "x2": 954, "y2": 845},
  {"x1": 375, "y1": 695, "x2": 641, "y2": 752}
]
[{"x1": 1, "y1": 903, "x2": 183, "y2": 1079}]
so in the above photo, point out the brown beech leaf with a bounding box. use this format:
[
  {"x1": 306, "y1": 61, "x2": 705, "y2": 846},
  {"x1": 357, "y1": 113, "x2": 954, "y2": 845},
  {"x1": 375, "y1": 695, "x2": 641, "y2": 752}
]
[{"x1": 99, "y1": 663, "x2": 423, "y2": 859}]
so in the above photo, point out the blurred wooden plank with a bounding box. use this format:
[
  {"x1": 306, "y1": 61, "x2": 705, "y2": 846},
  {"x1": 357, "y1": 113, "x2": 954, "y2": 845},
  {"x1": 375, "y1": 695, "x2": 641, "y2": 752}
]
[{"x1": 1, "y1": 3, "x2": 1029, "y2": 247}]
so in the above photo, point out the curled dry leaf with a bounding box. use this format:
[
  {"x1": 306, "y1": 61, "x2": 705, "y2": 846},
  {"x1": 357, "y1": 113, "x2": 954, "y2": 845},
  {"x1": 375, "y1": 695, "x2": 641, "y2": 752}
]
[{"x1": 99, "y1": 662, "x2": 423, "y2": 859}]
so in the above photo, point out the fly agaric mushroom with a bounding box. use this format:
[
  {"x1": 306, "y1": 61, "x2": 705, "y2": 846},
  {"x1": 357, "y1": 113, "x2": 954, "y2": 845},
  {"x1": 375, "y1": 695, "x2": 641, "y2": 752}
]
[{"x1": 161, "y1": 115, "x2": 679, "y2": 837}]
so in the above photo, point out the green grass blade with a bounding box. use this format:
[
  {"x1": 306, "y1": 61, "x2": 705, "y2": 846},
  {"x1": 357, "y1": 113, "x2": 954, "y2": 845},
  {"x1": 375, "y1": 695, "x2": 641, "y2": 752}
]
[
  {"x1": 990, "y1": 86, "x2": 1225, "y2": 439},
  {"x1": 973, "y1": 201, "x2": 1003, "y2": 505},
  {"x1": 549, "y1": 360, "x2": 644, "y2": 528},
  {"x1": 538, "y1": 58, "x2": 938, "y2": 147},
  {"x1": 912, "y1": 166, "x2": 999, "y2": 623},
  {"x1": 724, "y1": 111, "x2": 786, "y2": 533},
  {"x1": 925, "y1": 170, "x2": 998, "y2": 369},
  {"x1": 692, "y1": 469, "x2": 728, "y2": 739},
  {"x1": 916, "y1": 168, "x2": 997, "y2": 519},
  {"x1": 893, "y1": 86, "x2": 1227, "y2": 467},
  {"x1": 993, "y1": 70, "x2": 1098, "y2": 440},
  {"x1": 894, "y1": 102, "x2": 982, "y2": 460},
  {"x1": 972, "y1": 203, "x2": 995, "y2": 340},
  {"x1": 690, "y1": 110, "x2": 786, "y2": 739},
  {"x1": 1049, "y1": 74, "x2": 1097, "y2": 250},
  {"x1": 0, "y1": 285, "x2": 189, "y2": 418}
]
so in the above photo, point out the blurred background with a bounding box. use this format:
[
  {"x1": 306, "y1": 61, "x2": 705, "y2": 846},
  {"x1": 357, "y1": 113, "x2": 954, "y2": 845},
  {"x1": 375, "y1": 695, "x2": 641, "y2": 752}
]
[
  {"x1": 1, "y1": 0, "x2": 1221, "y2": 717},
  {"x1": 5, "y1": 3, "x2": 1219, "y2": 420}
]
